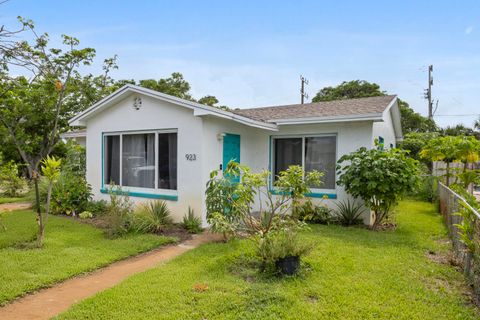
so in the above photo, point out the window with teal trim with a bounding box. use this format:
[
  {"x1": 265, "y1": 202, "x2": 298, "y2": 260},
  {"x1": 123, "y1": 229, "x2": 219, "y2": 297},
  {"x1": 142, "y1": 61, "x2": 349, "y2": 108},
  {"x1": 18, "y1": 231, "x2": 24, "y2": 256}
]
[
  {"x1": 103, "y1": 130, "x2": 177, "y2": 191},
  {"x1": 272, "y1": 135, "x2": 337, "y2": 190}
]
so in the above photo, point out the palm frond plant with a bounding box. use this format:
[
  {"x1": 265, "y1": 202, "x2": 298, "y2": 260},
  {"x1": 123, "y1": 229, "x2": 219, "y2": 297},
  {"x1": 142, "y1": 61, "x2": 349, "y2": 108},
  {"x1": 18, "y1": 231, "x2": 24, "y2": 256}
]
[
  {"x1": 334, "y1": 199, "x2": 365, "y2": 226},
  {"x1": 134, "y1": 200, "x2": 173, "y2": 233},
  {"x1": 182, "y1": 207, "x2": 203, "y2": 234}
]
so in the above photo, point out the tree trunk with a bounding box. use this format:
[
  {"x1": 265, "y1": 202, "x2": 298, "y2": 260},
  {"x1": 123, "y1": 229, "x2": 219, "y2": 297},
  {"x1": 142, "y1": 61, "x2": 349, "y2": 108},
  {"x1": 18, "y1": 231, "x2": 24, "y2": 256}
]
[
  {"x1": 45, "y1": 182, "x2": 53, "y2": 222},
  {"x1": 33, "y1": 172, "x2": 45, "y2": 247}
]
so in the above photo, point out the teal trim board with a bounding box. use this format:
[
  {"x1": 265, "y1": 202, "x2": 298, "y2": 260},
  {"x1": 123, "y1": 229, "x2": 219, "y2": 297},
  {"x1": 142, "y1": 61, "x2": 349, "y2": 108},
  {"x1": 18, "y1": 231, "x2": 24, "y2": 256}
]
[{"x1": 100, "y1": 189, "x2": 178, "y2": 201}]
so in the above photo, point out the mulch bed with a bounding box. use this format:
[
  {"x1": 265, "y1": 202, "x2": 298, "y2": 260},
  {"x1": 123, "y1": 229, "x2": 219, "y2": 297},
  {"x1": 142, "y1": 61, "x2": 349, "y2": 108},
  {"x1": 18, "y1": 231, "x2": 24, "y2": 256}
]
[{"x1": 58, "y1": 214, "x2": 193, "y2": 242}]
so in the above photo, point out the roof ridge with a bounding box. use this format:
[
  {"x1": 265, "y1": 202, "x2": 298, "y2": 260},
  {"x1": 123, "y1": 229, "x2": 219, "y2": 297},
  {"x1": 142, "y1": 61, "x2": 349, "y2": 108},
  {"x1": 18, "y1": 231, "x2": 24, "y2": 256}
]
[{"x1": 235, "y1": 94, "x2": 397, "y2": 112}]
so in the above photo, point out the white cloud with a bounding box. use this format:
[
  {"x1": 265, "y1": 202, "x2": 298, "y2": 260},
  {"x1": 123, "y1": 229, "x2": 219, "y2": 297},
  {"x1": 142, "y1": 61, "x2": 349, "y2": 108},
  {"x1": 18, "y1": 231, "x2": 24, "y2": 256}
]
[{"x1": 465, "y1": 26, "x2": 474, "y2": 35}]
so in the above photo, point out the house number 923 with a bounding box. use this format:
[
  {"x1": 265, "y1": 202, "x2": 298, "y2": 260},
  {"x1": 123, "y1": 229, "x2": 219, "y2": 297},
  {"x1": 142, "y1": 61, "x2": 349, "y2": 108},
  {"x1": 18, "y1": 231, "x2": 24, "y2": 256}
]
[{"x1": 185, "y1": 154, "x2": 197, "y2": 161}]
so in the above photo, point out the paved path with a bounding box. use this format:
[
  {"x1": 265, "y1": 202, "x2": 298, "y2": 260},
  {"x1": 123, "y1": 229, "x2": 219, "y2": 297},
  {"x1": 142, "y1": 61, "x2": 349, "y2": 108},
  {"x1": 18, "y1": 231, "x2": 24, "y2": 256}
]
[
  {"x1": 0, "y1": 232, "x2": 220, "y2": 320},
  {"x1": 0, "y1": 202, "x2": 32, "y2": 212}
]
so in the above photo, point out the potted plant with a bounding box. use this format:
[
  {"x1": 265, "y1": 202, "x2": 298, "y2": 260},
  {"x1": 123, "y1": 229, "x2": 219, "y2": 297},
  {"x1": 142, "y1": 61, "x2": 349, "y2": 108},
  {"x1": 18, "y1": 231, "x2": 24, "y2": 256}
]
[{"x1": 259, "y1": 223, "x2": 312, "y2": 275}]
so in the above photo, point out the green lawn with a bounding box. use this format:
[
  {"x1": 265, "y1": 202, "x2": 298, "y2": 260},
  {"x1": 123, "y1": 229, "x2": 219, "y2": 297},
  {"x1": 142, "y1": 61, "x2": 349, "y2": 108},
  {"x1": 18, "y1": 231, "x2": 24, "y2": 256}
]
[
  {"x1": 0, "y1": 196, "x2": 28, "y2": 204},
  {"x1": 57, "y1": 201, "x2": 479, "y2": 320},
  {"x1": 0, "y1": 210, "x2": 176, "y2": 305}
]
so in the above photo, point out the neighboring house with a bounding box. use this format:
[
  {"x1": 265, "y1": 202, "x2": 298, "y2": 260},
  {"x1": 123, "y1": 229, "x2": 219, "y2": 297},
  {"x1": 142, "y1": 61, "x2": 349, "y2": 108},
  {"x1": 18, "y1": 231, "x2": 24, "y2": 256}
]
[
  {"x1": 69, "y1": 85, "x2": 402, "y2": 225},
  {"x1": 60, "y1": 129, "x2": 87, "y2": 147}
]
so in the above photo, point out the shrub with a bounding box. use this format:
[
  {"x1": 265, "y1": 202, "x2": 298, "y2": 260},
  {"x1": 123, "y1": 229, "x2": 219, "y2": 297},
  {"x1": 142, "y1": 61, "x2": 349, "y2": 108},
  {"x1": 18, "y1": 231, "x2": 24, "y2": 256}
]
[
  {"x1": 205, "y1": 169, "x2": 240, "y2": 235},
  {"x1": 206, "y1": 161, "x2": 320, "y2": 271},
  {"x1": 337, "y1": 146, "x2": 419, "y2": 229},
  {"x1": 104, "y1": 186, "x2": 135, "y2": 238},
  {"x1": 416, "y1": 174, "x2": 439, "y2": 202},
  {"x1": 182, "y1": 207, "x2": 203, "y2": 234},
  {"x1": 133, "y1": 200, "x2": 173, "y2": 233},
  {"x1": 257, "y1": 220, "x2": 312, "y2": 265},
  {"x1": 334, "y1": 199, "x2": 365, "y2": 226},
  {"x1": 50, "y1": 173, "x2": 92, "y2": 216},
  {"x1": 62, "y1": 141, "x2": 86, "y2": 177},
  {"x1": 79, "y1": 211, "x2": 93, "y2": 219},
  {"x1": 85, "y1": 199, "x2": 109, "y2": 216},
  {"x1": 295, "y1": 200, "x2": 333, "y2": 224},
  {"x1": 0, "y1": 160, "x2": 27, "y2": 197},
  {"x1": 207, "y1": 212, "x2": 238, "y2": 241}
]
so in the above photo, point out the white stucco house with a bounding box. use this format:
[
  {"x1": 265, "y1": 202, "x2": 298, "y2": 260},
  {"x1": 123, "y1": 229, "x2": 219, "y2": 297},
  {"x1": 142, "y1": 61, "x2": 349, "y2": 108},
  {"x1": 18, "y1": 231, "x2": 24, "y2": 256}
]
[{"x1": 69, "y1": 84, "x2": 402, "y2": 225}]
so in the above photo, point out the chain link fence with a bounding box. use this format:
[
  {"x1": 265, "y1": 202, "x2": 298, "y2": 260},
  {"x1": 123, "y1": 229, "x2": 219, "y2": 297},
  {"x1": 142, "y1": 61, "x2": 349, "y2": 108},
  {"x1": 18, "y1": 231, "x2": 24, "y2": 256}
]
[{"x1": 438, "y1": 182, "x2": 480, "y2": 303}]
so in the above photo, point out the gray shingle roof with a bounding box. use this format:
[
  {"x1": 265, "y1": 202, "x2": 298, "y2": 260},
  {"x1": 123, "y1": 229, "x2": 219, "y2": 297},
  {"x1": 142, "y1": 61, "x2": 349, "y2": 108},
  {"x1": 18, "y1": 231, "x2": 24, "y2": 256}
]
[{"x1": 232, "y1": 95, "x2": 397, "y2": 122}]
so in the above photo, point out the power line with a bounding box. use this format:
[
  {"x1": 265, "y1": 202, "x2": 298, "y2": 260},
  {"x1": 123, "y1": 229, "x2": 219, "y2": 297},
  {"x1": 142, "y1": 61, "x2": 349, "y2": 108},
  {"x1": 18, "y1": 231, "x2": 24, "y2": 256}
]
[{"x1": 434, "y1": 114, "x2": 480, "y2": 117}]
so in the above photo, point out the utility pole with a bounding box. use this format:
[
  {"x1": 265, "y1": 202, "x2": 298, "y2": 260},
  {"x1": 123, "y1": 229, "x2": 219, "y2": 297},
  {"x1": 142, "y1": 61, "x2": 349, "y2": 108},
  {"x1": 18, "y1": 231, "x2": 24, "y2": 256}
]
[
  {"x1": 300, "y1": 75, "x2": 309, "y2": 104},
  {"x1": 424, "y1": 65, "x2": 434, "y2": 119}
]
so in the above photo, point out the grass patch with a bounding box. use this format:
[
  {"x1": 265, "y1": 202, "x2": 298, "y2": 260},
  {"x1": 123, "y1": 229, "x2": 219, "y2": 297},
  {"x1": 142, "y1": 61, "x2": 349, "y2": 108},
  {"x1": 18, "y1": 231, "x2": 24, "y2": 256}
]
[
  {"x1": 0, "y1": 196, "x2": 28, "y2": 204},
  {"x1": 0, "y1": 210, "x2": 176, "y2": 305},
  {"x1": 57, "y1": 200, "x2": 479, "y2": 319}
]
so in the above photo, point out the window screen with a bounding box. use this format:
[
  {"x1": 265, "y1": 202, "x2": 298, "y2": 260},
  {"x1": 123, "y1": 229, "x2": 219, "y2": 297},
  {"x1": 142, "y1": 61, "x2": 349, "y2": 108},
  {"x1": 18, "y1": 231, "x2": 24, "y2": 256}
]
[
  {"x1": 305, "y1": 136, "x2": 336, "y2": 189},
  {"x1": 273, "y1": 138, "x2": 302, "y2": 179}
]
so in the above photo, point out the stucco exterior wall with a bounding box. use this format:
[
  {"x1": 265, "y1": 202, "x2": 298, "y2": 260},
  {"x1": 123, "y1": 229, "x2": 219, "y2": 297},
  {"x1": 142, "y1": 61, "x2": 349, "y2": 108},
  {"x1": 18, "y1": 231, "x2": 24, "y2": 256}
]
[
  {"x1": 270, "y1": 121, "x2": 374, "y2": 223},
  {"x1": 372, "y1": 109, "x2": 396, "y2": 149},
  {"x1": 85, "y1": 93, "x2": 205, "y2": 222},
  {"x1": 84, "y1": 92, "x2": 385, "y2": 225},
  {"x1": 200, "y1": 118, "x2": 375, "y2": 224}
]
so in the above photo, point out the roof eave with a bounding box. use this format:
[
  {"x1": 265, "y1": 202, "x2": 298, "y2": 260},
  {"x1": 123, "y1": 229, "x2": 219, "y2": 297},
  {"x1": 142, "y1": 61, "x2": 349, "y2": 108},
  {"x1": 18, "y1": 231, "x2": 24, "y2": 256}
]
[
  {"x1": 267, "y1": 113, "x2": 384, "y2": 125},
  {"x1": 69, "y1": 84, "x2": 278, "y2": 131}
]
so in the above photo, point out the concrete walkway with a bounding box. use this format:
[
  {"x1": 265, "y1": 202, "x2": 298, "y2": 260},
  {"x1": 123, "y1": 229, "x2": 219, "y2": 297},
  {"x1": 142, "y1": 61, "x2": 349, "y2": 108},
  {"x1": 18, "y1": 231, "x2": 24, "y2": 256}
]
[
  {"x1": 0, "y1": 232, "x2": 220, "y2": 320},
  {"x1": 0, "y1": 202, "x2": 32, "y2": 212}
]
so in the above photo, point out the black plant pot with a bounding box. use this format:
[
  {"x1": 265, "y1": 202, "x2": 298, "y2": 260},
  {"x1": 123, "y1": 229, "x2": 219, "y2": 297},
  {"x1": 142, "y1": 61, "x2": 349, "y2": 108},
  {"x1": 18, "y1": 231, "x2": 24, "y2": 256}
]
[{"x1": 275, "y1": 256, "x2": 300, "y2": 275}]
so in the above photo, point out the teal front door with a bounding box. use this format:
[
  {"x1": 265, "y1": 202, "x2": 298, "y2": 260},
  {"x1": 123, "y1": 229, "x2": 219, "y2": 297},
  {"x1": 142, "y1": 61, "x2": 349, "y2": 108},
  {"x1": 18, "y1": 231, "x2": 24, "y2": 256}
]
[{"x1": 223, "y1": 133, "x2": 240, "y2": 181}]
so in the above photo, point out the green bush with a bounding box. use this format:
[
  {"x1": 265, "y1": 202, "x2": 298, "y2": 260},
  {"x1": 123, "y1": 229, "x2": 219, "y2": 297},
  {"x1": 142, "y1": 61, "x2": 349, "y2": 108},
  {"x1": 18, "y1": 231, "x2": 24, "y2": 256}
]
[
  {"x1": 0, "y1": 161, "x2": 27, "y2": 197},
  {"x1": 257, "y1": 220, "x2": 312, "y2": 264},
  {"x1": 182, "y1": 207, "x2": 203, "y2": 234},
  {"x1": 206, "y1": 162, "x2": 320, "y2": 271},
  {"x1": 416, "y1": 175, "x2": 438, "y2": 202},
  {"x1": 85, "y1": 199, "x2": 109, "y2": 216},
  {"x1": 79, "y1": 211, "x2": 93, "y2": 219},
  {"x1": 295, "y1": 200, "x2": 333, "y2": 224},
  {"x1": 62, "y1": 141, "x2": 86, "y2": 177},
  {"x1": 337, "y1": 146, "x2": 419, "y2": 229},
  {"x1": 334, "y1": 199, "x2": 365, "y2": 226},
  {"x1": 104, "y1": 187, "x2": 135, "y2": 238},
  {"x1": 50, "y1": 173, "x2": 92, "y2": 215},
  {"x1": 133, "y1": 200, "x2": 173, "y2": 233}
]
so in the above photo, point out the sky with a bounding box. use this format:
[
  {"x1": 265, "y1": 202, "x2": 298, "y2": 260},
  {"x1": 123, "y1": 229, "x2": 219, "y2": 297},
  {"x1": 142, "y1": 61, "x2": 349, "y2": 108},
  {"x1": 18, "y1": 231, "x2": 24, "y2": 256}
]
[{"x1": 1, "y1": 0, "x2": 480, "y2": 127}]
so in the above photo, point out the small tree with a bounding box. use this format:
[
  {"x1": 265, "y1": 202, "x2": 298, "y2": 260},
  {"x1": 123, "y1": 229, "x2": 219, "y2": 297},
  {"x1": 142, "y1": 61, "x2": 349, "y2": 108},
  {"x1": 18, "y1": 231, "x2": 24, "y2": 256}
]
[
  {"x1": 420, "y1": 135, "x2": 480, "y2": 187},
  {"x1": 206, "y1": 161, "x2": 321, "y2": 270},
  {"x1": 38, "y1": 156, "x2": 61, "y2": 246},
  {"x1": 337, "y1": 147, "x2": 419, "y2": 229}
]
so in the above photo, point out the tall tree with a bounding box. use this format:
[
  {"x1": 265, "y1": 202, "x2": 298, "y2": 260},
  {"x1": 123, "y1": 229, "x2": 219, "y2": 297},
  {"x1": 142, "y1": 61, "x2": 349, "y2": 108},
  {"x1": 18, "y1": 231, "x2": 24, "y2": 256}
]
[
  {"x1": 311, "y1": 80, "x2": 385, "y2": 102},
  {"x1": 138, "y1": 72, "x2": 193, "y2": 101},
  {"x1": 440, "y1": 124, "x2": 478, "y2": 138},
  {"x1": 397, "y1": 99, "x2": 437, "y2": 133},
  {"x1": 0, "y1": 17, "x2": 95, "y2": 246}
]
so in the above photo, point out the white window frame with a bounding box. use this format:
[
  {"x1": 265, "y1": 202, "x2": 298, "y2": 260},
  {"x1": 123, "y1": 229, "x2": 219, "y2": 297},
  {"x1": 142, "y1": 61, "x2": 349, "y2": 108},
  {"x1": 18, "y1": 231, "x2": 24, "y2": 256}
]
[
  {"x1": 103, "y1": 129, "x2": 178, "y2": 196},
  {"x1": 271, "y1": 133, "x2": 337, "y2": 193}
]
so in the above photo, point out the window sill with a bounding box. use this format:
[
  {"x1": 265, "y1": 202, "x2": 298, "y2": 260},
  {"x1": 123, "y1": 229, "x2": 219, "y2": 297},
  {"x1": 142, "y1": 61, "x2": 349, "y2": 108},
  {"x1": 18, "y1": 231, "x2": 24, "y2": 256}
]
[
  {"x1": 100, "y1": 189, "x2": 178, "y2": 201},
  {"x1": 268, "y1": 189, "x2": 337, "y2": 199}
]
